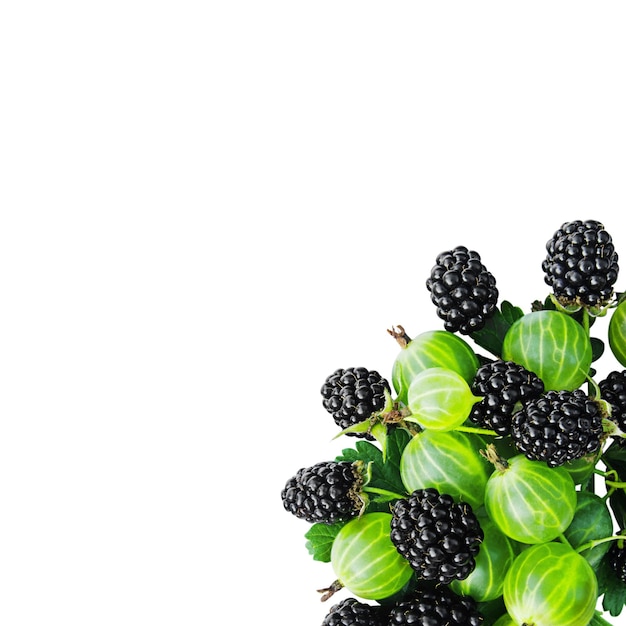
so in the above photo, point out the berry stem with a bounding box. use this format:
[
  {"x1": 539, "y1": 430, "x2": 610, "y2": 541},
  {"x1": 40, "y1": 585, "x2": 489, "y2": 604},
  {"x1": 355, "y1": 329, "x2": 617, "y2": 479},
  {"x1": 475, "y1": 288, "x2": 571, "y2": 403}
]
[
  {"x1": 387, "y1": 325, "x2": 411, "y2": 348},
  {"x1": 575, "y1": 535, "x2": 625, "y2": 555},
  {"x1": 454, "y1": 425, "x2": 498, "y2": 437},
  {"x1": 317, "y1": 580, "x2": 344, "y2": 602},
  {"x1": 480, "y1": 443, "x2": 509, "y2": 471},
  {"x1": 362, "y1": 486, "x2": 407, "y2": 501}
]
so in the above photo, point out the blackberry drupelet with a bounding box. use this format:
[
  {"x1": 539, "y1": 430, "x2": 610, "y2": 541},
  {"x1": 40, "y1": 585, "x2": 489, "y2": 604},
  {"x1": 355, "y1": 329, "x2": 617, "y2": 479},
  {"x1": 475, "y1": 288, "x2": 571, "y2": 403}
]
[
  {"x1": 599, "y1": 370, "x2": 626, "y2": 445},
  {"x1": 387, "y1": 587, "x2": 483, "y2": 626},
  {"x1": 389, "y1": 488, "x2": 483, "y2": 584},
  {"x1": 426, "y1": 246, "x2": 498, "y2": 335},
  {"x1": 281, "y1": 461, "x2": 363, "y2": 524},
  {"x1": 321, "y1": 598, "x2": 385, "y2": 626},
  {"x1": 321, "y1": 367, "x2": 391, "y2": 438},
  {"x1": 510, "y1": 389, "x2": 604, "y2": 467},
  {"x1": 542, "y1": 219, "x2": 619, "y2": 308},
  {"x1": 469, "y1": 359, "x2": 545, "y2": 435},
  {"x1": 608, "y1": 541, "x2": 626, "y2": 584}
]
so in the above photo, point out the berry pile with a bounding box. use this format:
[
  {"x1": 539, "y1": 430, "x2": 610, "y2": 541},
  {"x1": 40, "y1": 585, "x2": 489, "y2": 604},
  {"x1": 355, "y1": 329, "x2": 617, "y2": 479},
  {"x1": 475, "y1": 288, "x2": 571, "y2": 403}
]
[{"x1": 281, "y1": 219, "x2": 626, "y2": 626}]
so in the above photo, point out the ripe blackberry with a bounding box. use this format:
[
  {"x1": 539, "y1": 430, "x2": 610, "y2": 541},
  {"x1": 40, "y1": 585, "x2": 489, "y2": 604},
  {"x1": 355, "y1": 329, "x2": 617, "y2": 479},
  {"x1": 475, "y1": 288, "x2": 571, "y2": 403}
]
[
  {"x1": 321, "y1": 367, "x2": 391, "y2": 438},
  {"x1": 542, "y1": 219, "x2": 619, "y2": 308},
  {"x1": 608, "y1": 541, "x2": 626, "y2": 584},
  {"x1": 321, "y1": 598, "x2": 385, "y2": 626},
  {"x1": 599, "y1": 370, "x2": 626, "y2": 445},
  {"x1": 387, "y1": 587, "x2": 483, "y2": 626},
  {"x1": 469, "y1": 359, "x2": 545, "y2": 435},
  {"x1": 389, "y1": 488, "x2": 483, "y2": 584},
  {"x1": 426, "y1": 246, "x2": 498, "y2": 335},
  {"x1": 510, "y1": 389, "x2": 604, "y2": 467},
  {"x1": 281, "y1": 461, "x2": 363, "y2": 524}
]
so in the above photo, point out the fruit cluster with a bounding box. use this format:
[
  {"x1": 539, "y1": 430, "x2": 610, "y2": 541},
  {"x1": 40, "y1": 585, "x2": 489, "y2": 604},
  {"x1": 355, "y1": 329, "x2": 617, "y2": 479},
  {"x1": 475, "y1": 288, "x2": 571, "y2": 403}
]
[{"x1": 281, "y1": 219, "x2": 626, "y2": 626}]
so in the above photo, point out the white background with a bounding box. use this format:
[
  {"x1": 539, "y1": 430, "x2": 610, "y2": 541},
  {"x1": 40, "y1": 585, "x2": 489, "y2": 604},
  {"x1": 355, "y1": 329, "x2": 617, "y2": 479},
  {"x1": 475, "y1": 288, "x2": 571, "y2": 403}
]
[{"x1": 2, "y1": 1, "x2": 626, "y2": 624}]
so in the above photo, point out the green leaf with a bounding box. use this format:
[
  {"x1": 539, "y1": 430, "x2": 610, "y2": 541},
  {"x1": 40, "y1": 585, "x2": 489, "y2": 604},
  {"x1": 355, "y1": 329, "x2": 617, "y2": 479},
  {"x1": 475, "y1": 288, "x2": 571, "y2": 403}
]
[
  {"x1": 500, "y1": 300, "x2": 524, "y2": 325},
  {"x1": 469, "y1": 301, "x2": 523, "y2": 357},
  {"x1": 335, "y1": 429, "x2": 410, "y2": 501},
  {"x1": 591, "y1": 337, "x2": 605, "y2": 362},
  {"x1": 597, "y1": 553, "x2": 626, "y2": 617},
  {"x1": 304, "y1": 522, "x2": 343, "y2": 562}
]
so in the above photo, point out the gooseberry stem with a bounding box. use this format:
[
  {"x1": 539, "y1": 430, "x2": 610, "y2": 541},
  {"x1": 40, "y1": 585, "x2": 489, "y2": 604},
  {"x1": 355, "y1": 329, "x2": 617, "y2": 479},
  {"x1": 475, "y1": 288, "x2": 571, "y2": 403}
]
[
  {"x1": 362, "y1": 486, "x2": 407, "y2": 501},
  {"x1": 455, "y1": 425, "x2": 498, "y2": 437},
  {"x1": 575, "y1": 535, "x2": 625, "y2": 554}
]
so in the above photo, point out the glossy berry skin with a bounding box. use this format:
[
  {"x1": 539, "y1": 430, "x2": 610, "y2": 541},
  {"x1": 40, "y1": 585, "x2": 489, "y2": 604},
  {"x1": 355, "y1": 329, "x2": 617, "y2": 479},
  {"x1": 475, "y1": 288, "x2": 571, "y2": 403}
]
[
  {"x1": 469, "y1": 359, "x2": 545, "y2": 435},
  {"x1": 390, "y1": 488, "x2": 483, "y2": 584},
  {"x1": 321, "y1": 367, "x2": 391, "y2": 438},
  {"x1": 608, "y1": 541, "x2": 626, "y2": 584},
  {"x1": 426, "y1": 246, "x2": 498, "y2": 334},
  {"x1": 387, "y1": 587, "x2": 483, "y2": 626},
  {"x1": 542, "y1": 219, "x2": 619, "y2": 308},
  {"x1": 321, "y1": 598, "x2": 385, "y2": 626},
  {"x1": 281, "y1": 461, "x2": 361, "y2": 524},
  {"x1": 510, "y1": 389, "x2": 604, "y2": 467},
  {"x1": 599, "y1": 369, "x2": 626, "y2": 444}
]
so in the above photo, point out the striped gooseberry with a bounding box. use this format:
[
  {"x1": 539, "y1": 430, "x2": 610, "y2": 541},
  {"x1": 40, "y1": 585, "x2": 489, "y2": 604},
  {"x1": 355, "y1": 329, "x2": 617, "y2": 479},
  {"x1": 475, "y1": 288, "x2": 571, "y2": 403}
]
[
  {"x1": 482, "y1": 446, "x2": 576, "y2": 544},
  {"x1": 327, "y1": 512, "x2": 413, "y2": 601},
  {"x1": 406, "y1": 367, "x2": 482, "y2": 431},
  {"x1": 503, "y1": 541, "x2": 597, "y2": 626},
  {"x1": 450, "y1": 509, "x2": 518, "y2": 602},
  {"x1": 502, "y1": 310, "x2": 592, "y2": 391},
  {"x1": 399, "y1": 429, "x2": 491, "y2": 509},
  {"x1": 390, "y1": 328, "x2": 479, "y2": 405}
]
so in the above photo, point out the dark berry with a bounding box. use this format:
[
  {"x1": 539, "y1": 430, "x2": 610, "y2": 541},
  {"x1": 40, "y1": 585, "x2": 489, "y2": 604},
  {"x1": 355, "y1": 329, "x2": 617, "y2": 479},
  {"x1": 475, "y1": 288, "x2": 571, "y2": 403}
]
[
  {"x1": 608, "y1": 541, "x2": 626, "y2": 584},
  {"x1": 426, "y1": 246, "x2": 498, "y2": 334},
  {"x1": 389, "y1": 488, "x2": 483, "y2": 584},
  {"x1": 387, "y1": 587, "x2": 483, "y2": 626},
  {"x1": 510, "y1": 389, "x2": 604, "y2": 467},
  {"x1": 469, "y1": 359, "x2": 545, "y2": 435},
  {"x1": 281, "y1": 461, "x2": 363, "y2": 524},
  {"x1": 321, "y1": 598, "x2": 385, "y2": 626},
  {"x1": 599, "y1": 370, "x2": 626, "y2": 445},
  {"x1": 542, "y1": 219, "x2": 619, "y2": 308},
  {"x1": 321, "y1": 367, "x2": 391, "y2": 439}
]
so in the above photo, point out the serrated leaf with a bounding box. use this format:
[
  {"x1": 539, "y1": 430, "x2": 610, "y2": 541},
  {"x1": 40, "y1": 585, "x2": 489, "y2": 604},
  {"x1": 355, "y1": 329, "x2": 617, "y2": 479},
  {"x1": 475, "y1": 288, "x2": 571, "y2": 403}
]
[
  {"x1": 304, "y1": 522, "x2": 343, "y2": 562},
  {"x1": 335, "y1": 429, "x2": 410, "y2": 500},
  {"x1": 598, "y1": 553, "x2": 626, "y2": 617}
]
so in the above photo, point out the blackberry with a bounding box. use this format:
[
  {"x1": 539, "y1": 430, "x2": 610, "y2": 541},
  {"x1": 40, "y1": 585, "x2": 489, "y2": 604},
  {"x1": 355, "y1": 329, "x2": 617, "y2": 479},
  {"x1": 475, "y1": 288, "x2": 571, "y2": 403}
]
[
  {"x1": 469, "y1": 359, "x2": 545, "y2": 435},
  {"x1": 426, "y1": 246, "x2": 498, "y2": 334},
  {"x1": 542, "y1": 219, "x2": 619, "y2": 308},
  {"x1": 389, "y1": 488, "x2": 483, "y2": 584},
  {"x1": 321, "y1": 367, "x2": 391, "y2": 438},
  {"x1": 281, "y1": 461, "x2": 363, "y2": 524},
  {"x1": 510, "y1": 389, "x2": 604, "y2": 467},
  {"x1": 321, "y1": 598, "x2": 385, "y2": 626},
  {"x1": 387, "y1": 587, "x2": 483, "y2": 626},
  {"x1": 599, "y1": 370, "x2": 626, "y2": 445},
  {"x1": 608, "y1": 541, "x2": 626, "y2": 584}
]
